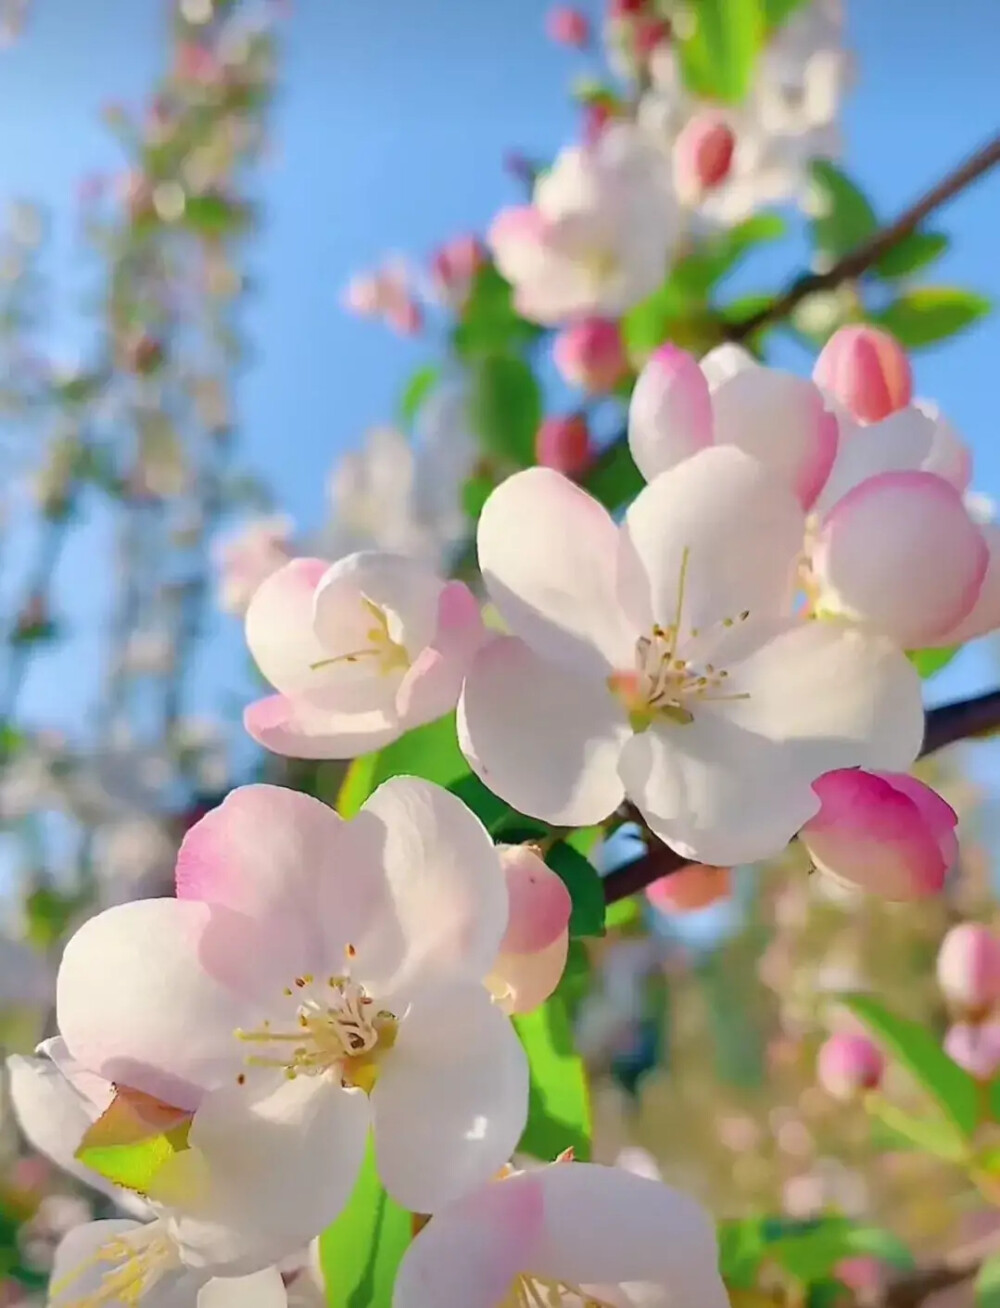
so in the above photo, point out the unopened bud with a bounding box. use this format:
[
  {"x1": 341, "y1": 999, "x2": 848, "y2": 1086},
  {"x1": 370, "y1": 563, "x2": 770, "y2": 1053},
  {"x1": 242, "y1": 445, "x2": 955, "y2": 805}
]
[
  {"x1": 937, "y1": 923, "x2": 1000, "y2": 1016},
  {"x1": 944, "y1": 1021, "x2": 1000, "y2": 1081},
  {"x1": 429, "y1": 234, "x2": 485, "y2": 309},
  {"x1": 813, "y1": 325, "x2": 912, "y2": 424},
  {"x1": 816, "y1": 1031, "x2": 884, "y2": 1100},
  {"x1": 546, "y1": 6, "x2": 590, "y2": 47},
  {"x1": 536, "y1": 414, "x2": 594, "y2": 478},
  {"x1": 646, "y1": 864, "x2": 731, "y2": 914},
  {"x1": 634, "y1": 15, "x2": 670, "y2": 58},
  {"x1": 553, "y1": 317, "x2": 628, "y2": 394},
  {"x1": 674, "y1": 112, "x2": 736, "y2": 200}
]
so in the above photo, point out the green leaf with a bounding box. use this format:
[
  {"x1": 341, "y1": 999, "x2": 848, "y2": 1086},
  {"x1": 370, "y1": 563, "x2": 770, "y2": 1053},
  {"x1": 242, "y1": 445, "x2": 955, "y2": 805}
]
[
  {"x1": 320, "y1": 1140, "x2": 412, "y2": 1308},
  {"x1": 461, "y1": 471, "x2": 494, "y2": 522},
  {"x1": 768, "y1": 1218, "x2": 914, "y2": 1283},
  {"x1": 398, "y1": 364, "x2": 439, "y2": 424},
  {"x1": 838, "y1": 993, "x2": 979, "y2": 1137},
  {"x1": 622, "y1": 280, "x2": 691, "y2": 359},
  {"x1": 75, "y1": 1089, "x2": 192, "y2": 1196},
  {"x1": 762, "y1": 0, "x2": 810, "y2": 27},
  {"x1": 447, "y1": 772, "x2": 523, "y2": 835},
  {"x1": 674, "y1": 214, "x2": 787, "y2": 297},
  {"x1": 471, "y1": 354, "x2": 542, "y2": 467},
  {"x1": 336, "y1": 755, "x2": 380, "y2": 818},
  {"x1": 867, "y1": 1097, "x2": 969, "y2": 1162},
  {"x1": 676, "y1": 0, "x2": 765, "y2": 103},
  {"x1": 872, "y1": 288, "x2": 991, "y2": 348},
  {"x1": 583, "y1": 438, "x2": 643, "y2": 511},
  {"x1": 907, "y1": 645, "x2": 960, "y2": 679},
  {"x1": 514, "y1": 993, "x2": 591, "y2": 1162},
  {"x1": 182, "y1": 194, "x2": 250, "y2": 238},
  {"x1": 605, "y1": 894, "x2": 642, "y2": 932},
  {"x1": 873, "y1": 231, "x2": 949, "y2": 281},
  {"x1": 547, "y1": 842, "x2": 606, "y2": 939},
  {"x1": 336, "y1": 717, "x2": 468, "y2": 819},
  {"x1": 976, "y1": 1252, "x2": 1000, "y2": 1308},
  {"x1": 719, "y1": 1218, "x2": 768, "y2": 1288},
  {"x1": 453, "y1": 263, "x2": 540, "y2": 357},
  {"x1": 808, "y1": 161, "x2": 878, "y2": 262}
]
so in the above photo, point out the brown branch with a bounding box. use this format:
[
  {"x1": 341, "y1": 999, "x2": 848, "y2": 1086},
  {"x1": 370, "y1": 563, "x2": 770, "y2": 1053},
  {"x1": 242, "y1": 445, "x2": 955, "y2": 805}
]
[
  {"x1": 727, "y1": 131, "x2": 1000, "y2": 342},
  {"x1": 879, "y1": 1229, "x2": 1000, "y2": 1308},
  {"x1": 603, "y1": 688, "x2": 1000, "y2": 905}
]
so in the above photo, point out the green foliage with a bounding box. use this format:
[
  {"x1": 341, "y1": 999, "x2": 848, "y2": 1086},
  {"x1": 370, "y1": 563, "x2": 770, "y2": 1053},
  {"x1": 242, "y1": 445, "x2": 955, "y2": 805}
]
[
  {"x1": 461, "y1": 471, "x2": 494, "y2": 522},
  {"x1": 674, "y1": 214, "x2": 787, "y2": 298},
  {"x1": 514, "y1": 991, "x2": 592, "y2": 1162},
  {"x1": 838, "y1": 993, "x2": 979, "y2": 1137},
  {"x1": 583, "y1": 437, "x2": 644, "y2": 512},
  {"x1": 873, "y1": 231, "x2": 949, "y2": 281},
  {"x1": 762, "y1": 0, "x2": 811, "y2": 27},
  {"x1": 182, "y1": 193, "x2": 251, "y2": 238},
  {"x1": 24, "y1": 886, "x2": 85, "y2": 949},
  {"x1": 470, "y1": 353, "x2": 542, "y2": 467},
  {"x1": 676, "y1": 0, "x2": 765, "y2": 104},
  {"x1": 398, "y1": 364, "x2": 439, "y2": 424},
  {"x1": 908, "y1": 645, "x2": 960, "y2": 679},
  {"x1": 320, "y1": 1141, "x2": 412, "y2": 1308},
  {"x1": 872, "y1": 287, "x2": 991, "y2": 348},
  {"x1": 336, "y1": 716, "x2": 469, "y2": 819},
  {"x1": 976, "y1": 1252, "x2": 1000, "y2": 1308},
  {"x1": 721, "y1": 1216, "x2": 913, "y2": 1290},
  {"x1": 452, "y1": 263, "x2": 540, "y2": 358},
  {"x1": 547, "y1": 841, "x2": 606, "y2": 940},
  {"x1": 808, "y1": 161, "x2": 878, "y2": 262},
  {"x1": 866, "y1": 1097, "x2": 969, "y2": 1162}
]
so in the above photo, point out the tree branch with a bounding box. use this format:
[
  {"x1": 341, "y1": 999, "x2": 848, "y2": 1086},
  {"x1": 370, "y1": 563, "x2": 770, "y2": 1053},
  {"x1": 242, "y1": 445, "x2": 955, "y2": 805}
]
[
  {"x1": 879, "y1": 1229, "x2": 1000, "y2": 1308},
  {"x1": 603, "y1": 687, "x2": 1000, "y2": 905},
  {"x1": 727, "y1": 132, "x2": 1000, "y2": 342}
]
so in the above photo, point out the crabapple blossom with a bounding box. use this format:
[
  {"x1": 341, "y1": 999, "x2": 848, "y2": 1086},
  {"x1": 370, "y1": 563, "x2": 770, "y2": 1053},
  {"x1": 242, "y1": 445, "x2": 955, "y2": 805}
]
[
  {"x1": 428, "y1": 234, "x2": 486, "y2": 309},
  {"x1": 816, "y1": 1032, "x2": 884, "y2": 1100},
  {"x1": 944, "y1": 1023, "x2": 1000, "y2": 1080},
  {"x1": 673, "y1": 112, "x2": 736, "y2": 201},
  {"x1": 813, "y1": 325, "x2": 912, "y2": 424},
  {"x1": 392, "y1": 1161, "x2": 728, "y2": 1308},
  {"x1": 552, "y1": 317, "x2": 628, "y2": 394},
  {"x1": 489, "y1": 124, "x2": 676, "y2": 325},
  {"x1": 546, "y1": 5, "x2": 590, "y2": 47},
  {"x1": 459, "y1": 446, "x2": 924, "y2": 866},
  {"x1": 798, "y1": 770, "x2": 957, "y2": 900},
  {"x1": 56, "y1": 779, "x2": 529, "y2": 1226},
  {"x1": 937, "y1": 923, "x2": 1000, "y2": 1015},
  {"x1": 213, "y1": 515, "x2": 296, "y2": 616},
  {"x1": 536, "y1": 414, "x2": 594, "y2": 477},
  {"x1": 487, "y1": 845, "x2": 572, "y2": 1014},
  {"x1": 243, "y1": 551, "x2": 485, "y2": 758}
]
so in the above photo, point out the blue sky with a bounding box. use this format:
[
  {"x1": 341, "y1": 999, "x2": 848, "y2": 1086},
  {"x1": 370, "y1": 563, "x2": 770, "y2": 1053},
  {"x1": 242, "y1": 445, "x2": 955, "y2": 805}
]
[{"x1": 1, "y1": 0, "x2": 999, "y2": 780}]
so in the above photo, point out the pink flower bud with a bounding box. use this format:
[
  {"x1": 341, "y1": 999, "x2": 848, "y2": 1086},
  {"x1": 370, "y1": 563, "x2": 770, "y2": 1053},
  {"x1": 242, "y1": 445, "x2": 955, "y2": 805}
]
[
  {"x1": 674, "y1": 112, "x2": 736, "y2": 198},
  {"x1": 609, "y1": 0, "x2": 647, "y2": 17},
  {"x1": 546, "y1": 5, "x2": 590, "y2": 46},
  {"x1": 813, "y1": 325, "x2": 913, "y2": 424},
  {"x1": 536, "y1": 414, "x2": 594, "y2": 477},
  {"x1": 634, "y1": 15, "x2": 670, "y2": 57},
  {"x1": 429, "y1": 234, "x2": 486, "y2": 309},
  {"x1": 646, "y1": 864, "x2": 731, "y2": 914},
  {"x1": 944, "y1": 1021, "x2": 1000, "y2": 1080},
  {"x1": 582, "y1": 101, "x2": 617, "y2": 146},
  {"x1": 488, "y1": 845, "x2": 572, "y2": 1015},
  {"x1": 799, "y1": 770, "x2": 957, "y2": 901},
  {"x1": 553, "y1": 318, "x2": 628, "y2": 394},
  {"x1": 937, "y1": 923, "x2": 1000, "y2": 1015},
  {"x1": 817, "y1": 1032, "x2": 884, "y2": 1100}
]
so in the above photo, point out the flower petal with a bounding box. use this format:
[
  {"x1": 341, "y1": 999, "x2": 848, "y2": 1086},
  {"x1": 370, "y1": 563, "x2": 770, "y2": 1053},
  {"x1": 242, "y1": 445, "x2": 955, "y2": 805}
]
[
  {"x1": 627, "y1": 345, "x2": 713, "y2": 483},
  {"x1": 314, "y1": 551, "x2": 445, "y2": 656},
  {"x1": 49, "y1": 1221, "x2": 193, "y2": 1308},
  {"x1": 198, "y1": 1268, "x2": 287, "y2": 1308},
  {"x1": 244, "y1": 693, "x2": 401, "y2": 760},
  {"x1": 395, "y1": 582, "x2": 486, "y2": 729},
  {"x1": 458, "y1": 636, "x2": 629, "y2": 827},
  {"x1": 392, "y1": 1171, "x2": 542, "y2": 1308},
  {"x1": 477, "y1": 468, "x2": 635, "y2": 676},
  {"x1": 498, "y1": 845, "x2": 572, "y2": 955},
  {"x1": 489, "y1": 934, "x2": 569, "y2": 1015},
  {"x1": 57, "y1": 899, "x2": 247, "y2": 1111},
  {"x1": 620, "y1": 620, "x2": 924, "y2": 865},
  {"x1": 373, "y1": 983, "x2": 528, "y2": 1213},
  {"x1": 244, "y1": 559, "x2": 329, "y2": 697},
  {"x1": 530, "y1": 1162, "x2": 727, "y2": 1302},
  {"x1": 710, "y1": 365, "x2": 838, "y2": 509},
  {"x1": 813, "y1": 407, "x2": 934, "y2": 514},
  {"x1": 919, "y1": 401, "x2": 972, "y2": 490},
  {"x1": 619, "y1": 446, "x2": 804, "y2": 638},
  {"x1": 338, "y1": 776, "x2": 509, "y2": 1001},
  {"x1": 169, "y1": 1075, "x2": 370, "y2": 1271},
  {"x1": 813, "y1": 470, "x2": 988, "y2": 648},
  {"x1": 937, "y1": 523, "x2": 1000, "y2": 645}
]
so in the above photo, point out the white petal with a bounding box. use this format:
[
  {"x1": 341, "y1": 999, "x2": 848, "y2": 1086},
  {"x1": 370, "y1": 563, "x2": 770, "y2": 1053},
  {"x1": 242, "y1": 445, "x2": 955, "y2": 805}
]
[
  {"x1": 198, "y1": 1268, "x2": 287, "y2": 1308},
  {"x1": 170, "y1": 1075, "x2": 370, "y2": 1271},
  {"x1": 530, "y1": 1163, "x2": 726, "y2": 1305},
  {"x1": 458, "y1": 637, "x2": 629, "y2": 826},
  {"x1": 50, "y1": 1220, "x2": 196, "y2": 1308},
  {"x1": 245, "y1": 559, "x2": 330, "y2": 697},
  {"x1": 314, "y1": 551, "x2": 445, "y2": 656},
  {"x1": 57, "y1": 899, "x2": 247, "y2": 1111},
  {"x1": 620, "y1": 447, "x2": 804, "y2": 638},
  {"x1": 918, "y1": 400, "x2": 972, "y2": 490},
  {"x1": 814, "y1": 407, "x2": 934, "y2": 514},
  {"x1": 939, "y1": 523, "x2": 1000, "y2": 644},
  {"x1": 621, "y1": 620, "x2": 924, "y2": 865},
  {"x1": 244, "y1": 693, "x2": 400, "y2": 761},
  {"x1": 373, "y1": 983, "x2": 528, "y2": 1213},
  {"x1": 700, "y1": 342, "x2": 755, "y2": 387},
  {"x1": 339, "y1": 776, "x2": 509, "y2": 1000},
  {"x1": 477, "y1": 468, "x2": 635, "y2": 676},
  {"x1": 627, "y1": 346, "x2": 713, "y2": 484}
]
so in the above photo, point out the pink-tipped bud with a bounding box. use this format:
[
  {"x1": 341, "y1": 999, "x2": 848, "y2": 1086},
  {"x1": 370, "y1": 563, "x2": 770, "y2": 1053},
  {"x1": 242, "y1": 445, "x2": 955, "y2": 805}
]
[
  {"x1": 489, "y1": 845, "x2": 572, "y2": 1015},
  {"x1": 546, "y1": 5, "x2": 590, "y2": 46},
  {"x1": 634, "y1": 15, "x2": 670, "y2": 57},
  {"x1": 674, "y1": 113, "x2": 736, "y2": 199},
  {"x1": 813, "y1": 325, "x2": 913, "y2": 425},
  {"x1": 944, "y1": 1022, "x2": 1000, "y2": 1081},
  {"x1": 608, "y1": 0, "x2": 647, "y2": 17},
  {"x1": 798, "y1": 770, "x2": 957, "y2": 902},
  {"x1": 553, "y1": 318, "x2": 628, "y2": 394},
  {"x1": 937, "y1": 923, "x2": 1000, "y2": 1016},
  {"x1": 430, "y1": 234, "x2": 486, "y2": 309},
  {"x1": 817, "y1": 1032, "x2": 885, "y2": 1101},
  {"x1": 582, "y1": 100, "x2": 617, "y2": 146},
  {"x1": 536, "y1": 414, "x2": 594, "y2": 477},
  {"x1": 646, "y1": 864, "x2": 731, "y2": 914}
]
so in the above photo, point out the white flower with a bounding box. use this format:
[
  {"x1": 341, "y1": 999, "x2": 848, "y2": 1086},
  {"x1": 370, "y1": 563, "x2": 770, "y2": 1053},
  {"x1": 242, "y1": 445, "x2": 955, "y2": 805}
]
[
  {"x1": 458, "y1": 447, "x2": 923, "y2": 865},
  {"x1": 392, "y1": 1160, "x2": 728, "y2": 1308},
  {"x1": 214, "y1": 516, "x2": 296, "y2": 617},
  {"x1": 489, "y1": 124, "x2": 677, "y2": 325},
  {"x1": 55, "y1": 779, "x2": 528, "y2": 1251}
]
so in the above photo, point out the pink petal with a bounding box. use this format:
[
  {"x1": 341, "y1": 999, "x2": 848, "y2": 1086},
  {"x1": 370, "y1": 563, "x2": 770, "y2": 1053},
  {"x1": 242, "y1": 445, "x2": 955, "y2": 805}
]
[
  {"x1": 937, "y1": 923, "x2": 1000, "y2": 1012},
  {"x1": 936, "y1": 523, "x2": 1000, "y2": 646},
  {"x1": 490, "y1": 933, "x2": 569, "y2": 1014},
  {"x1": 813, "y1": 325, "x2": 912, "y2": 425},
  {"x1": 882, "y1": 771, "x2": 958, "y2": 869},
  {"x1": 813, "y1": 471, "x2": 989, "y2": 648},
  {"x1": 628, "y1": 345, "x2": 713, "y2": 483},
  {"x1": 243, "y1": 693, "x2": 400, "y2": 760},
  {"x1": 943, "y1": 1022, "x2": 1000, "y2": 1080},
  {"x1": 395, "y1": 581, "x2": 486, "y2": 729},
  {"x1": 498, "y1": 845, "x2": 572, "y2": 955},
  {"x1": 244, "y1": 558, "x2": 329, "y2": 697}
]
